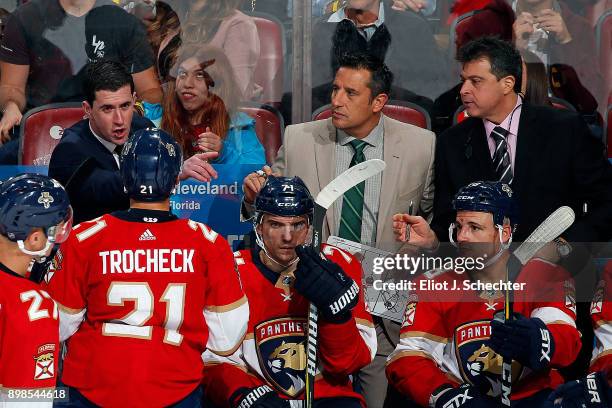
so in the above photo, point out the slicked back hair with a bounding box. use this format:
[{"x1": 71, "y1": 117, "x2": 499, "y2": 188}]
[
  {"x1": 457, "y1": 36, "x2": 522, "y2": 93},
  {"x1": 336, "y1": 51, "x2": 394, "y2": 100}
]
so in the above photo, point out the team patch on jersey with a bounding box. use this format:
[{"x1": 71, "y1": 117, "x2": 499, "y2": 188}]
[
  {"x1": 591, "y1": 279, "x2": 605, "y2": 315},
  {"x1": 455, "y1": 320, "x2": 522, "y2": 397},
  {"x1": 33, "y1": 343, "x2": 56, "y2": 380},
  {"x1": 564, "y1": 280, "x2": 576, "y2": 314},
  {"x1": 255, "y1": 317, "x2": 307, "y2": 398},
  {"x1": 401, "y1": 294, "x2": 418, "y2": 328},
  {"x1": 45, "y1": 249, "x2": 63, "y2": 284}
]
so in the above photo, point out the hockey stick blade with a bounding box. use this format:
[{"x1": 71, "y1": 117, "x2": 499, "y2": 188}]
[{"x1": 513, "y1": 206, "x2": 575, "y2": 265}]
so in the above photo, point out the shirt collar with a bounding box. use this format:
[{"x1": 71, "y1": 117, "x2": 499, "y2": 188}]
[
  {"x1": 90, "y1": 121, "x2": 118, "y2": 154},
  {"x1": 328, "y1": 1, "x2": 385, "y2": 27},
  {"x1": 483, "y1": 95, "x2": 523, "y2": 137},
  {"x1": 337, "y1": 114, "x2": 384, "y2": 148}
]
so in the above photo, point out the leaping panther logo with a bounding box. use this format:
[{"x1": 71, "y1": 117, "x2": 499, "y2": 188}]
[{"x1": 268, "y1": 341, "x2": 306, "y2": 395}]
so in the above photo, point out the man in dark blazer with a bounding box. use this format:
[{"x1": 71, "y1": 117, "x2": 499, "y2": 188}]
[
  {"x1": 49, "y1": 60, "x2": 153, "y2": 225},
  {"x1": 399, "y1": 37, "x2": 612, "y2": 247}
]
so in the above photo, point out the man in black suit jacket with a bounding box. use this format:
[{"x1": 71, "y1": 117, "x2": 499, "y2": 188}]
[
  {"x1": 49, "y1": 60, "x2": 154, "y2": 225},
  {"x1": 396, "y1": 37, "x2": 612, "y2": 247}
]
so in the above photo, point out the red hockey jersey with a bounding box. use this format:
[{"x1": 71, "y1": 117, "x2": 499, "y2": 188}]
[
  {"x1": 42, "y1": 211, "x2": 248, "y2": 408},
  {"x1": 591, "y1": 260, "x2": 612, "y2": 372},
  {"x1": 201, "y1": 244, "x2": 376, "y2": 407},
  {"x1": 0, "y1": 264, "x2": 59, "y2": 394},
  {"x1": 386, "y1": 259, "x2": 581, "y2": 407}
]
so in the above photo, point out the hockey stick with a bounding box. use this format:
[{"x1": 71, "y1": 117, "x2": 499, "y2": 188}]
[
  {"x1": 305, "y1": 159, "x2": 386, "y2": 408},
  {"x1": 499, "y1": 206, "x2": 575, "y2": 407}
]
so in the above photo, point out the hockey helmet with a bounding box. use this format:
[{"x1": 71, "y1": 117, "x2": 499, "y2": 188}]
[
  {"x1": 0, "y1": 173, "x2": 73, "y2": 244},
  {"x1": 254, "y1": 176, "x2": 314, "y2": 222},
  {"x1": 120, "y1": 128, "x2": 183, "y2": 202},
  {"x1": 452, "y1": 181, "x2": 518, "y2": 229}
]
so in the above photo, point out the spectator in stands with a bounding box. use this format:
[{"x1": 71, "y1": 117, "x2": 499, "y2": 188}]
[
  {"x1": 390, "y1": 0, "x2": 437, "y2": 16},
  {"x1": 154, "y1": 0, "x2": 261, "y2": 100},
  {"x1": 0, "y1": 0, "x2": 162, "y2": 164},
  {"x1": 47, "y1": 60, "x2": 212, "y2": 225},
  {"x1": 161, "y1": 44, "x2": 265, "y2": 170},
  {"x1": 431, "y1": 0, "x2": 515, "y2": 133},
  {"x1": 512, "y1": 0, "x2": 605, "y2": 111},
  {"x1": 311, "y1": 0, "x2": 450, "y2": 105},
  {"x1": 521, "y1": 49, "x2": 553, "y2": 106}
]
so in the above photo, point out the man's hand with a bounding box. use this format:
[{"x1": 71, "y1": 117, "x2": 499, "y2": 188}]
[
  {"x1": 242, "y1": 165, "x2": 276, "y2": 204},
  {"x1": 391, "y1": 0, "x2": 427, "y2": 13},
  {"x1": 196, "y1": 126, "x2": 223, "y2": 153},
  {"x1": 392, "y1": 213, "x2": 438, "y2": 249},
  {"x1": 294, "y1": 246, "x2": 359, "y2": 323},
  {"x1": 544, "y1": 371, "x2": 611, "y2": 408},
  {"x1": 179, "y1": 152, "x2": 219, "y2": 182},
  {"x1": 535, "y1": 9, "x2": 572, "y2": 44},
  {"x1": 0, "y1": 101, "x2": 22, "y2": 143},
  {"x1": 433, "y1": 384, "x2": 493, "y2": 408},
  {"x1": 513, "y1": 12, "x2": 535, "y2": 50},
  {"x1": 489, "y1": 313, "x2": 555, "y2": 372}
]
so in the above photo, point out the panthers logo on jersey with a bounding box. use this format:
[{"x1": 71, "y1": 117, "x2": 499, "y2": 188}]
[
  {"x1": 255, "y1": 317, "x2": 307, "y2": 398},
  {"x1": 455, "y1": 320, "x2": 523, "y2": 397}
]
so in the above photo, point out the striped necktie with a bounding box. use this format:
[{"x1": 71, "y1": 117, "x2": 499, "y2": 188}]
[
  {"x1": 338, "y1": 139, "x2": 368, "y2": 242},
  {"x1": 491, "y1": 126, "x2": 513, "y2": 184}
]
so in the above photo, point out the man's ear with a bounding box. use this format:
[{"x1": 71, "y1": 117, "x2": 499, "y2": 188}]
[
  {"x1": 501, "y1": 76, "x2": 516, "y2": 95},
  {"x1": 501, "y1": 223, "x2": 512, "y2": 244},
  {"x1": 24, "y1": 228, "x2": 46, "y2": 251},
  {"x1": 372, "y1": 93, "x2": 389, "y2": 113}
]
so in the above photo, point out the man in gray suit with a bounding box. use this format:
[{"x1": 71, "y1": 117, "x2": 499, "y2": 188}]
[{"x1": 242, "y1": 52, "x2": 435, "y2": 408}]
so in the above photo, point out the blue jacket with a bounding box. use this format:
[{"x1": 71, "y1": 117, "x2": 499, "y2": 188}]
[{"x1": 213, "y1": 112, "x2": 266, "y2": 165}]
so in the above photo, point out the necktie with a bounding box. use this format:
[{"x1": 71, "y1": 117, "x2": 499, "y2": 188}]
[
  {"x1": 338, "y1": 139, "x2": 368, "y2": 242},
  {"x1": 113, "y1": 144, "x2": 123, "y2": 168},
  {"x1": 491, "y1": 126, "x2": 513, "y2": 184}
]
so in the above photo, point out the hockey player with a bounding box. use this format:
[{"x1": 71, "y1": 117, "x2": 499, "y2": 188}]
[
  {"x1": 386, "y1": 181, "x2": 581, "y2": 407},
  {"x1": 201, "y1": 176, "x2": 376, "y2": 408},
  {"x1": 0, "y1": 174, "x2": 72, "y2": 407},
  {"x1": 543, "y1": 262, "x2": 612, "y2": 407},
  {"x1": 43, "y1": 129, "x2": 248, "y2": 408}
]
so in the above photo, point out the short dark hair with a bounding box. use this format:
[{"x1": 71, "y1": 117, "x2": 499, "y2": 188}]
[
  {"x1": 336, "y1": 51, "x2": 394, "y2": 98},
  {"x1": 457, "y1": 36, "x2": 522, "y2": 93},
  {"x1": 84, "y1": 60, "x2": 135, "y2": 105}
]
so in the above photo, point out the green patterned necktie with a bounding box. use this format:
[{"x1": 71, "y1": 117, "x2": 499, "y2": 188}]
[{"x1": 338, "y1": 139, "x2": 368, "y2": 242}]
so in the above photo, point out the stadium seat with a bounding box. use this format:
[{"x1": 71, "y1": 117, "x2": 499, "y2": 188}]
[
  {"x1": 312, "y1": 101, "x2": 431, "y2": 130},
  {"x1": 596, "y1": 9, "x2": 612, "y2": 108},
  {"x1": 586, "y1": 0, "x2": 612, "y2": 27},
  {"x1": 249, "y1": 12, "x2": 285, "y2": 106},
  {"x1": 240, "y1": 103, "x2": 284, "y2": 164},
  {"x1": 453, "y1": 105, "x2": 469, "y2": 125},
  {"x1": 449, "y1": 10, "x2": 483, "y2": 58},
  {"x1": 19, "y1": 103, "x2": 85, "y2": 165}
]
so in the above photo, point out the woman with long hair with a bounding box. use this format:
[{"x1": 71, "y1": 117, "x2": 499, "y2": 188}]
[
  {"x1": 162, "y1": 44, "x2": 265, "y2": 165},
  {"x1": 151, "y1": 0, "x2": 261, "y2": 100}
]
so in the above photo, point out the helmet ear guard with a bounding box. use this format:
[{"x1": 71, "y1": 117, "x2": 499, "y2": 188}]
[{"x1": 120, "y1": 128, "x2": 183, "y2": 202}]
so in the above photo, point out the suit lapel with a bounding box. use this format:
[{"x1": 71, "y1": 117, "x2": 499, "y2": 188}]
[
  {"x1": 377, "y1": 116, "x2": 402, "y2": 241},
  {"x1": 469, "y1": 120, "x2": 495, "y2": 179},
  {"x1": 314, "y1": 119, "x2": 337, "y2": 235},
  {"x1": 83, "y1": 122, "x2": 119, "y2": 170},
  {"x1": 512, "y1": 103, "x2": 537, "y2": 195}
]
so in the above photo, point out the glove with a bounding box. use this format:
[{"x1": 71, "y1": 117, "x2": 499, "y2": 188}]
[
  {"x1": 433, "y1": 384, "x2": 498, "y2": 408},
  {"x1": 543, "y1": 371, "x2": 611, "y2": 408},
  {"x1": 229, "y1": 385, "x2": 291, "y2": 408},
  {"x1": 294, "y1": 246, "x2": 359, "y2": 323},
  {"x1": 489, "y1": 313, "x2": 555, "y2": 372}
]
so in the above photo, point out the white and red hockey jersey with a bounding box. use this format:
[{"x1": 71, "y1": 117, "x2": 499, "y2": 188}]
[
  {"x1": 202, "y1": 244, "x2": 376, "y2": 407},
  {"x1": 591, "y1": 260, "x2": 612, "y2": 372},
  {"x1": 386, "y1": 259, "x2": 581, "y2": 407},
  {"x1": 42, "y1": 210, "x2": 248, "y2": 408},
  {"x1": 0, "y1": 264, "x2": 59, "y2": 406}
]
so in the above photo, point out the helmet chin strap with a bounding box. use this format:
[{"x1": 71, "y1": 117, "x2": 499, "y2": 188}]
[
  {"x1": 449, "y1": 224, "x2": 512, "y2": 269},
  {"x1": 17, "y1": 238, "x2": 54, "y2": 264}
]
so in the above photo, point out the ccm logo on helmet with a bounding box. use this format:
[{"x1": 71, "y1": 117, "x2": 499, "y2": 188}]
[
  {"x1": 455, "y1": 195, "x2": 475, "y2": 200},
  {"x1": 278, "y1": 202, "x2": 299, "y2": 207}
]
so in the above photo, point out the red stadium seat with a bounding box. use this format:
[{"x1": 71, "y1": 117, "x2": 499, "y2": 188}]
[
  {"x1": 18, "y1": 103, "x2": 85, "y2": 165},
  {"x1": 607, "y1": 104, "x2": 611, "y2": 158},
  {"x1": 312, "y1": 101, "x2": 431, "y2": 130},
  {"x1": 453, "y1": 105, "x2": 469, "y2": 125},
  {"x1": 449, "y1": 10, "x2": 483, "y2": 58},
  {"x1": 249, "y1": 12, "x2": 285, "y2": 106},
  {"x1": 240, "y1": 103, "x2": 284, "y2": 164},
  {"x1": 596, "y1": 10, "x2": 612, "y2": 109},
  {"x1": 586, "y1": 0, "x2": 612, "y2": 27}
]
